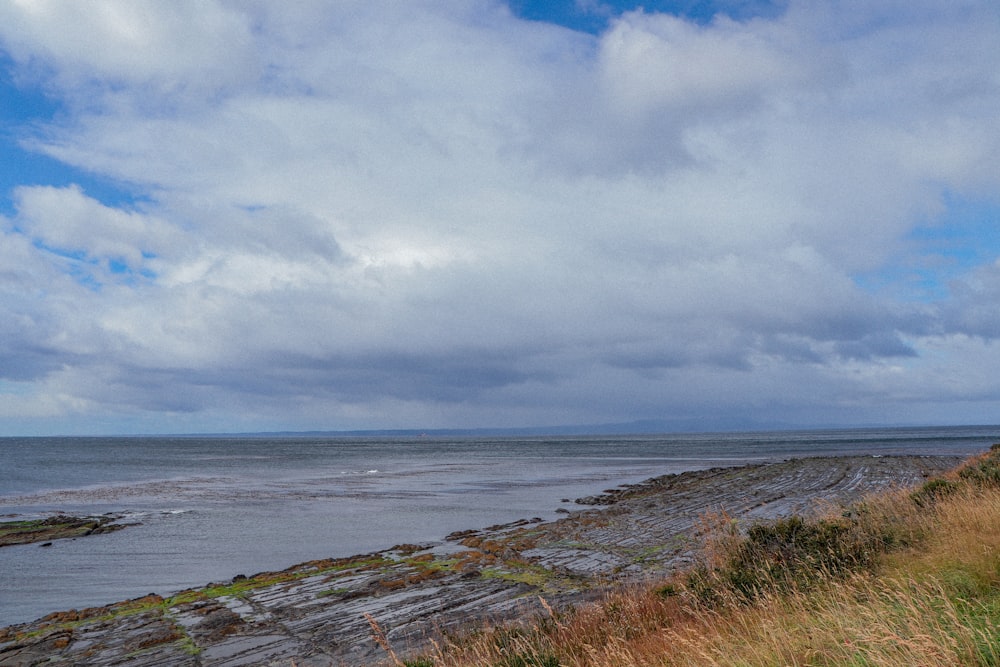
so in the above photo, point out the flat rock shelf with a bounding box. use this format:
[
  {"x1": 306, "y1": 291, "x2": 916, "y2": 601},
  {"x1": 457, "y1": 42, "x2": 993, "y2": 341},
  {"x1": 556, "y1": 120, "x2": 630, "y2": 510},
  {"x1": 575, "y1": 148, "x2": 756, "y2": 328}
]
[
  {"x1": 0, "y1": 454, "x2": 963, "y2": 667},
  {"x1": 0, "y1": 515, "x2": 131, "y2": 548}
]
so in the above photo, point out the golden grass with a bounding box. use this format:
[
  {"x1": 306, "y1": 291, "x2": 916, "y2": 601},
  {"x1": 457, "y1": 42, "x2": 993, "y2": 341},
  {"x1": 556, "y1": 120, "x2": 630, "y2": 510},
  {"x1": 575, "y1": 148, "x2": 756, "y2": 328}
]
[{"x1": 389, "y1": 447, "x2": 1000, "y2": 667}]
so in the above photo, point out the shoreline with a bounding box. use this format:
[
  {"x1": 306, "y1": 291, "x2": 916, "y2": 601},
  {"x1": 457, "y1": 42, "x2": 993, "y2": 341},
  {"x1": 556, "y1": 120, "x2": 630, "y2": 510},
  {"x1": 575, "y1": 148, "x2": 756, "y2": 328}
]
[
  {"x1": 0, "y1": 515, "x2": 133, "y2": 548},
  {"x1": 0, "y1": 453, "x2": 967, "y2": 666}
]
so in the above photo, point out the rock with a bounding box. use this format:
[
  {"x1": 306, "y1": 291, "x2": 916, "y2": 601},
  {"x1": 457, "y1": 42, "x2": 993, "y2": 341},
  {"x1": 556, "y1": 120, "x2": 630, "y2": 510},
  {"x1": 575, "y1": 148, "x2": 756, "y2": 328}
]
[
  {"x1": 0, "y1": 514, "x2": 134, "y2": 548},
  {"x1": 191, "y1": 609, "x2": 244, "y2": 642}
]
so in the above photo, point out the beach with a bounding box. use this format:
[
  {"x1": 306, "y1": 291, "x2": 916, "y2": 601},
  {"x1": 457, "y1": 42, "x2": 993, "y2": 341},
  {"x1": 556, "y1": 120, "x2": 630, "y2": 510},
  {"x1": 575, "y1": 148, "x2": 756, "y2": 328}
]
[{"x1": 0, "y1": 452, "x2": 965, "y2": 666}]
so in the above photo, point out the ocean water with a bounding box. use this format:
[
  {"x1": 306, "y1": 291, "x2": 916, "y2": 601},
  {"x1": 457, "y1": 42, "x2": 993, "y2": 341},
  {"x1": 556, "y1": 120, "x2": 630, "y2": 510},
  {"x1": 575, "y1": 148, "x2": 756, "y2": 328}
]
[{"x1": 0, "y1": 426, "x2": 997, "y2": 627}]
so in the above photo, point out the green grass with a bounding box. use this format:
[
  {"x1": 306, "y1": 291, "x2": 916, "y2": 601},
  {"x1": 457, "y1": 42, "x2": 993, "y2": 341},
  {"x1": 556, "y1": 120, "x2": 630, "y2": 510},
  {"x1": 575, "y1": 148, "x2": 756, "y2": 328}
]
[{"x1": 481, "y1": 563, "x2": 558, "y2": 588}]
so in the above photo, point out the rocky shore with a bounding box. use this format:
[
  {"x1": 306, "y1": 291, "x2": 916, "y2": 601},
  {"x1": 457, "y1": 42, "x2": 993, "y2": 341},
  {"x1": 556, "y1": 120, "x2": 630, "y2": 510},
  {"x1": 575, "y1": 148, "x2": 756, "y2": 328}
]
[
  {"x1": 0, "y1": 515, "x2": 131, "y2": 548},
  {"x1": 0, "y1": 454, "x2": 965, "y2": 667}
]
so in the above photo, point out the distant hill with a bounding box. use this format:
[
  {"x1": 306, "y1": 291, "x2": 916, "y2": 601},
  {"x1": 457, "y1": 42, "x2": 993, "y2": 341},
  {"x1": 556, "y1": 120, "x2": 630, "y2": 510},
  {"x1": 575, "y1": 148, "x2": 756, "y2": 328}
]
[{"x1": 233, "y1": 417, "x2": 804, "y2": 438}]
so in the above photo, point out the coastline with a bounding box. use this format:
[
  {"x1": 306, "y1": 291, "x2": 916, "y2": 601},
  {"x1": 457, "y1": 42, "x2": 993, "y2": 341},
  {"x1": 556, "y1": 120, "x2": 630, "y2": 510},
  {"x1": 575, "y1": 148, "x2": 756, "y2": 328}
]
[
  {"x1": 0, "y1": 515, "x2": 131, "y2": 548},
  {"x1": 0, "y1": 453, "x2": 966, "y2": 666}
]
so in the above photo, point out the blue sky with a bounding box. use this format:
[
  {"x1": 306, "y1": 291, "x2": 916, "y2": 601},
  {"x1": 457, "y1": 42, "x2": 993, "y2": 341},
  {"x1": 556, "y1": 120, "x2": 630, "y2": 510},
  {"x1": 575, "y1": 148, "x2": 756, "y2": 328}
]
[
  {"x1": 0, "y1": 1, "x2": 999, "y2": 435},
  {"x1": 0, "y1": 54, "x2": 140, "y2": 215},
  {"x1": 514, "y1": 0, "x2": 787, "y2": 31}
]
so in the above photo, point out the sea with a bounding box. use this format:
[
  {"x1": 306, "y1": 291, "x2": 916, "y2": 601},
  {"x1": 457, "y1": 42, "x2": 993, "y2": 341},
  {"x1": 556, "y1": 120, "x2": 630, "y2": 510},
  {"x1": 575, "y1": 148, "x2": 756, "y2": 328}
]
[{"x1": 1, "y1": 426, "x2": 997, "y2": 627}]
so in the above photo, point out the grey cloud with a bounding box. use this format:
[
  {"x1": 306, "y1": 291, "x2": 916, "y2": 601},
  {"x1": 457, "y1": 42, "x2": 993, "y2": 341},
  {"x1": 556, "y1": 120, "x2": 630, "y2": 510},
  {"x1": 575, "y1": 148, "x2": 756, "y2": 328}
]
[
  {"x1": 1, "y1": 1, "x2": 1000, "y2": 432},
  {"x1": 940, "y1": 263, "x2": 1000, "y2": 339},
  {"x1": 76, "y1": 349, "x2": 556, "y2": 416},
  {"x1": 833, "y1": 333, "x2": 917, "y2": 361},
  {"x1": 265, "y1": 351, "x2": 554, "y2": 402},
  {"x1": 0, "y1": 343, "x2": 64, "y2": 382}
]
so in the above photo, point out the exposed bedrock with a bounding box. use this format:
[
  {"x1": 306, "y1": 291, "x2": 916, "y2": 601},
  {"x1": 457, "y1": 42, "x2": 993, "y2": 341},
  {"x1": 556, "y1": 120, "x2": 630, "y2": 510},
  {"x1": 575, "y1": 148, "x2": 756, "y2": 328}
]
[{"x1": 0, "y1": 454, "x2": 963, "y2": 666}]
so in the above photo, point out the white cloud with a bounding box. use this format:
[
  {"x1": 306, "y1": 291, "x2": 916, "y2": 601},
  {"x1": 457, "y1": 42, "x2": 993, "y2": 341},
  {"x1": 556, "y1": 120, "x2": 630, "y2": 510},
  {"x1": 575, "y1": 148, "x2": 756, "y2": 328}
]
[
  {"x1": 0, "y1": 0, "x2": 256, "y2": 97},
  {"x1": 1, "y1": 0, "x2": 999, "y2": 433},
  {"x1": 14, "y1": 184, "x2": 181, "y2": 270},
  {"x1": 598, "y1": 12, "x2": 806, "y2": 119}
]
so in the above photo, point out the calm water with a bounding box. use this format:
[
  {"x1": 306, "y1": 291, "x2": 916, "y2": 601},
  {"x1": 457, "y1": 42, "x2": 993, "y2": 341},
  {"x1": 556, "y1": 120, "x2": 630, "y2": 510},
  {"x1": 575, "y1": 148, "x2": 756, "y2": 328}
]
[{"x1": 1, "y1": 426, "x2": 996, "y2": 627}]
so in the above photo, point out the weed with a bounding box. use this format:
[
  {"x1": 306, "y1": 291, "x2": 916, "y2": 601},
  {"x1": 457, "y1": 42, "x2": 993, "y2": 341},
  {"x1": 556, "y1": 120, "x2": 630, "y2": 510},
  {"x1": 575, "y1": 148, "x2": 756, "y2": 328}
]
[
  {"x1": 481, "y1": 563, "x2": 555, "y2": 587},
  {"x1": 958, "y1": 452, "x2": 1000, "y2": 487},
  {"x1": 365, "y1": 612, "x2": 405, "y2": 666},
  {"x1": 911, "y1": 477, "x2": 960, "y2": 508},
  {"x1": 683, "y1": 512, "x2": 897, "y2": 606},
  {"x1": 496, "y1": 653, "x2": 559, "y2": 667},
  {"x1": 315, "y1": 587, "x2": 350, "y2": 598}
]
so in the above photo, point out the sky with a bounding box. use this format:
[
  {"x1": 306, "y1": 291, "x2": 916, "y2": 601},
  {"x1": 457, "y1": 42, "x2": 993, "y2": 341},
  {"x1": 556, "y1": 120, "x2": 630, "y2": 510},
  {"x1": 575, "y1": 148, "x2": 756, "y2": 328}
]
[{"x1": 1, "y1": 0, "x2": 999, "y2": 436}]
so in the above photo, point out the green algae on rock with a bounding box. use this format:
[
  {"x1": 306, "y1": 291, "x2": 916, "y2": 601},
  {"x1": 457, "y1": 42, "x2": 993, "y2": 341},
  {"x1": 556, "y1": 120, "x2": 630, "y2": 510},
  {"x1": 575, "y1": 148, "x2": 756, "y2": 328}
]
[{"x1": 0, "y1": 515, "x2": 131, "y2": 548}]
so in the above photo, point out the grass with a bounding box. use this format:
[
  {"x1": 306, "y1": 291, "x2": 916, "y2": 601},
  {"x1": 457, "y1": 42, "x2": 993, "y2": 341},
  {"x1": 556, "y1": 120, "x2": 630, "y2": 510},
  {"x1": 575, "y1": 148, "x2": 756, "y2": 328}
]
[
  {"x1": 387, "y1": 445, "x2": 1000, "y2": 666},
  {"x1": 481, "y1": 563, "x2": 557, "y2": 588}
]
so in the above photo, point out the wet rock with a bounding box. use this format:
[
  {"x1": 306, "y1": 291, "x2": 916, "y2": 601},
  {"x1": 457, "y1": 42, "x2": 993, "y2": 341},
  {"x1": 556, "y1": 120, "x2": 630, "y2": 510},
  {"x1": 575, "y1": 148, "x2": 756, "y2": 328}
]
[
  {"x1": 190, "y1": 608, "x2": 244, "y2": 642},
  {"x1": 445, "y1": 528, "x2": 479, "y2": 541},
  {"x1": 0, "y1": 514, "x2": 134, "y2": 548}
]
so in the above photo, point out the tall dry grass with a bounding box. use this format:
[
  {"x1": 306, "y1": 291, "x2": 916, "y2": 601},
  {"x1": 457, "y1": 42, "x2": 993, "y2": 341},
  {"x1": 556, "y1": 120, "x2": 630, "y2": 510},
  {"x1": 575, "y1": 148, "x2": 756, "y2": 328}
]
[{"x1": 390, "y1": 447, "x2": 1000, "y2": 667}]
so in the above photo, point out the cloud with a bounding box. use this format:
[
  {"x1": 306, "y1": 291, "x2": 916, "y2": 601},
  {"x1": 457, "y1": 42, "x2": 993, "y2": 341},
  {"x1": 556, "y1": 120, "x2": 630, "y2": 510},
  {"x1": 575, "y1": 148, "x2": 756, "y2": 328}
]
[
  {"x1": 599, "y1": 12, "x2": 805, "y2": 116},
  {"x1": 0, "y1": 205, "x2": 116, "y2": 376},
  {"x1": 0, "y1": 0, "x2": 256, "y2": 97},
  {"x1": 13, "y1": 184, "x2": 180, "y2": 271},
  {"x1": 0, "y1": 1, "x2": 999, "y2": 433},
  {"x1": 940, "y1": 260, "x2": 1000, "y2": 338}
]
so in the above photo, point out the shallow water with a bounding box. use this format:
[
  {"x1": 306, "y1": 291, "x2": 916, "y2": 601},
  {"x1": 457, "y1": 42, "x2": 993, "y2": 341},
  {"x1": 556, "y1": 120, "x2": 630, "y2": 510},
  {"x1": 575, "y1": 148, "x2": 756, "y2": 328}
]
[{"x1": 1, "y1": 427, "x2": 996, "y2": 626}]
